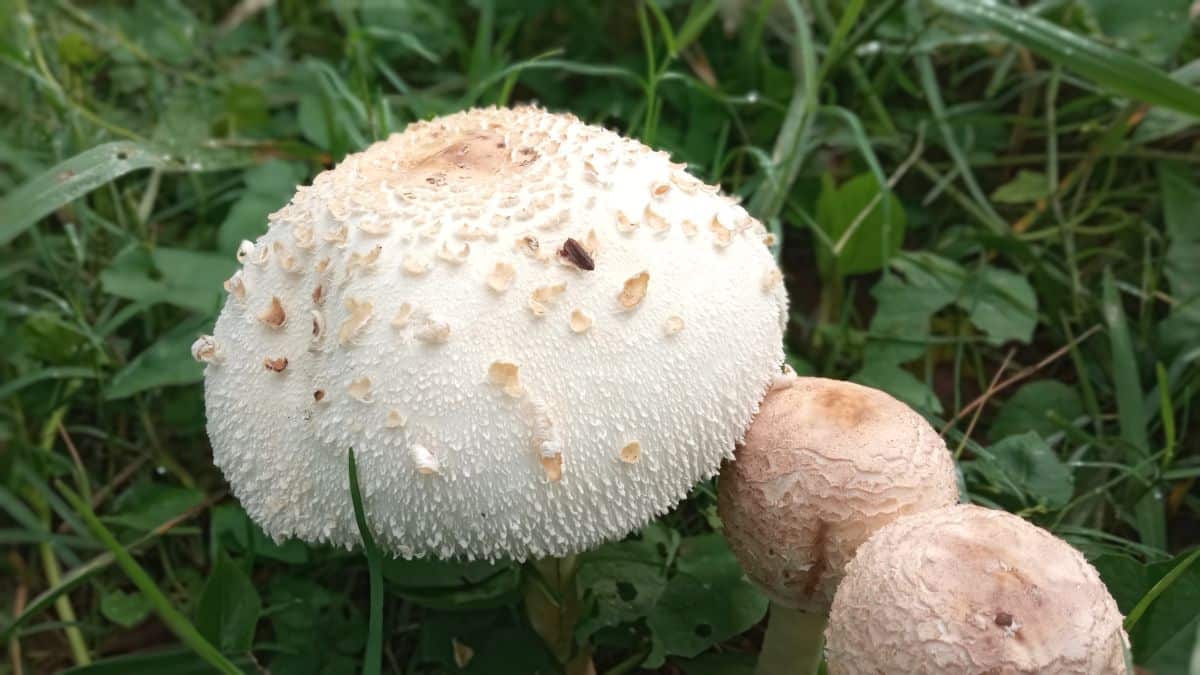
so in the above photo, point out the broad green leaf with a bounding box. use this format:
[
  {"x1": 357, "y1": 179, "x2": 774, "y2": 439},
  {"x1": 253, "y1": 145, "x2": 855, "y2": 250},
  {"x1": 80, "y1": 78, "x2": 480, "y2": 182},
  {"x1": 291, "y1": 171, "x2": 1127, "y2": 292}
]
[
  {"x1": 100, "y1": 589, "x2": 153, "y2": 628},
  {"x1": 107, "y1": 482, "x2": 204, "y2": 532},
  {"x1": 974, "y1": 432, "x2": 1075, "y2": 509},
  {"x1": 853, "y1": 358, "x2": 943, "y2": 414},
  {"x1": 209, "y1": 504, "x2": 309, "y2": 565},
  {"x1": 815, "y1": 172, "x2": 907, "y2": 279},
  {"x1": 646, "y1": 535, "x2": 767, "y2": 662},
  {"x1": 195, "y1": 552, "x2": 262, "y2": 653},
  {"x1": 957, "y1": 266, "x2": 1038, "y2": 345},
  {"x1": 266, "y1": 575, "x2": 338, "y2": 657},
  {"x1": 989, "y1": 380, "x2": 1085, "y2": 441},
  {"x1": 217, "y1": 160, "x2": 308, "y2": 253},
  {"x1": 932, "y1": 0, "x2": 1200, "y2": 119},
  {"x1": 866, "y1": 252, "x2": 965, "y2": 365},
  {"x1": 100, "y1": 244, "x2": 236, "y2": 314},
  {"x1": 1083, "y1": 0, "x2": 1190, "y2": 66},
  {"x1": 105, "y1": 314, "x2": 213, "y2": 400},
  {"x1": 576, "y1": 538, "x2": 669, "y2": 641},
  {"x1": 1095, "y1": 552, "x2": 1200, "y2": 671},
  {"x1": 990, "y1": 170, "x2": 1051, "y2": 204}
]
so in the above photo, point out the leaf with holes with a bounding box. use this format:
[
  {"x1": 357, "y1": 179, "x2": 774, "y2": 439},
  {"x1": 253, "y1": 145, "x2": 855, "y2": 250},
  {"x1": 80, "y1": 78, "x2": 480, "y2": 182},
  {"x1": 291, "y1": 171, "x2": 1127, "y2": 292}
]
[
  {"x1": 576, "y1": 538, "x2": 669, "y2": 642},
  {"x1": 645, "y1": 535, "x2": 768, "y2": 663}
]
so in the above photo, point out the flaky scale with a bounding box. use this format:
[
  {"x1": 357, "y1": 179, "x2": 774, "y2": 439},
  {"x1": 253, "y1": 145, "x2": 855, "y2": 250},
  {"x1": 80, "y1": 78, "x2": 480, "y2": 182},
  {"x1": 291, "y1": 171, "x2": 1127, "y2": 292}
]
[{"x1": 197, "y1": 106, "x2": 787, "y2": 560}]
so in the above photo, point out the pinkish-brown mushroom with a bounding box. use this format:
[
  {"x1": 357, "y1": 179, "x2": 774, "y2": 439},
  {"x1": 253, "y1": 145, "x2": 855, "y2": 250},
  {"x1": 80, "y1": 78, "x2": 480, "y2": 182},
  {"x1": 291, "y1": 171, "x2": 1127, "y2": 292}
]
[
  {"x1": 825, "y1": 504, "x2": 1129, "y2": 674},
  {"x1": 719, "y1": 377, "x2": 959, "y2": 673}
]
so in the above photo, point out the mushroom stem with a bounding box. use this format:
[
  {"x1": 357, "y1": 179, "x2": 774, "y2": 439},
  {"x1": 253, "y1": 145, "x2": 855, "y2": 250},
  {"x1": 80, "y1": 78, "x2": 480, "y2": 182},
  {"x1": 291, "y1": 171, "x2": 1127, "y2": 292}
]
[
  {"x1": 523, "y1": 556, "x2": 594, "y2": 675},
  {"x1": 756, "y1": 603, "x2": 826, "y2": 675}
]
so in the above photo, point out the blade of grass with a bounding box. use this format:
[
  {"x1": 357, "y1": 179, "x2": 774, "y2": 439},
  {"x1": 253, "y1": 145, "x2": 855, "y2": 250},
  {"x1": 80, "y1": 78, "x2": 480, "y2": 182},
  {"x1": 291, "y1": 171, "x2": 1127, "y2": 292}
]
[
  {"x1": 55, "y1": 483, "x2": 242, "y2": 675},
  {"x1": 348, "y1": 449, "x2": 383, "y2": 675},
  {"x1": 931, "y1": 0, "x2": 1200, "y2": 119},
  {"x1": 674, "y1": 0, "x2": 721, "y2": 55},
  {"x1": 1102, "y1": 269, "x2": 1166, "y2": 551},
  {"x1": 748, "y1": 0, "x2": 818, "y2": 221},
  {"x1": 1157, "y1": 363, "x2": 1177, "y2": 470},
  {"x1": 1124, "y1": 546, "x2": 1200, "y2": 630},
  {"x1": 914, "y1": 52, "x2": 1007, "y2": 234},
  {"x1": 0, "y1": 141, "x2": 247, "y2": 247},
  {"x1": 815, "y1": 0, "x2": 866, "y2": 84},
  {"x1": 2, "y1": 489, "x2": 224, "y2": 642},
  {"x1": 1, "y1": 551, "x2": 114, "y2": 642}
]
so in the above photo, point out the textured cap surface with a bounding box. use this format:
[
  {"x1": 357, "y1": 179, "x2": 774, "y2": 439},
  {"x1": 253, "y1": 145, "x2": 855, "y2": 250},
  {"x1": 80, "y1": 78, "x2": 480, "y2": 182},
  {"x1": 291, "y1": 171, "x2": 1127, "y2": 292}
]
[
  {"x1": 718, "y1": 377, "x2": 959, "y2": 612},
  {"x1": 826, "y1": 504, "x2": 1129, "y2": 674},
  {"x1": 197, "y1": 106, "x2": 788, "y2": 560}
]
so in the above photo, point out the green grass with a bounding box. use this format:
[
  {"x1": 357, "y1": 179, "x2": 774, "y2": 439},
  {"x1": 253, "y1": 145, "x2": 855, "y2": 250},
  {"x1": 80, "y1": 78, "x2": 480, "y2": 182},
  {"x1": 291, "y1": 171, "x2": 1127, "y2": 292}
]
[{"x1": 1, "y1": 0, "x2": 1198, "y2": 673}]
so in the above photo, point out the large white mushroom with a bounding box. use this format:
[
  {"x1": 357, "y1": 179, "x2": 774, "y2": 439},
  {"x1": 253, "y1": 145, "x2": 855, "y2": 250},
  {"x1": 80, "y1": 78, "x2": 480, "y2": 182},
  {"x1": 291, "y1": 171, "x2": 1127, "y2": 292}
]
[
  {"x1": 825, "y1": 504, "x2": 1129, "y2": 674},
  {"x1": 718, "y1": 377, "x2": 959, "y2": 674},
  {"x1": 193, "y1": 105, "x2": 789, "y2": 562}
]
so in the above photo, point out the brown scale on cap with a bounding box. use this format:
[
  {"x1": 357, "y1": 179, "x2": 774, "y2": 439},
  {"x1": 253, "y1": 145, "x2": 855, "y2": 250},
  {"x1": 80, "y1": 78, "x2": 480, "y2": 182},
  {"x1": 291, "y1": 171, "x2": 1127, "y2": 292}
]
[
  {"x1": 557, "y1": 238, "x2": 594, "y2": 270},
  {"x1": 718, "y1": 377, "x2": 959, "y2": 613}
]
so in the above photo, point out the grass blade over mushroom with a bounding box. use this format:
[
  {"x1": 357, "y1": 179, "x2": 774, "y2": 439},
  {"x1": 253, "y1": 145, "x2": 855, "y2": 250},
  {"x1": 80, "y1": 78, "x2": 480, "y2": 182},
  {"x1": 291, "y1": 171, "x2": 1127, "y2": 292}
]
[{"x1": 348, "y1": 448, "x2": 384, "y2": 675}]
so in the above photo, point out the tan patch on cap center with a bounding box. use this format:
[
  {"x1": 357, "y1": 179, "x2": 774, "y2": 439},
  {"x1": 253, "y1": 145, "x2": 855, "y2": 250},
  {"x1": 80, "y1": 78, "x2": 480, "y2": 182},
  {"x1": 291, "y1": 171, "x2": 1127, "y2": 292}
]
[
  {"x1": 813, "y1": 386, "x2": 873, "y2": 428},
  {"x1": 408, "y1": 132, "x2": 534, "y2": 182}
]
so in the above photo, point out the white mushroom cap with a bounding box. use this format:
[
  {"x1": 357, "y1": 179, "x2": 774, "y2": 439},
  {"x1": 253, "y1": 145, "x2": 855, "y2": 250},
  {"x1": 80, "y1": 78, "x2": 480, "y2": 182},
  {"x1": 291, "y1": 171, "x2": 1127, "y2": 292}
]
[
  {"x1": 717, "y1": 377, "x2": 959, "y2": 612},
  {"x1": 198, "y1": 106, "x2": 788, "y2": 560},
  {"x1": 825, "y1": 504, "x2": 1129, "y2": 674}
]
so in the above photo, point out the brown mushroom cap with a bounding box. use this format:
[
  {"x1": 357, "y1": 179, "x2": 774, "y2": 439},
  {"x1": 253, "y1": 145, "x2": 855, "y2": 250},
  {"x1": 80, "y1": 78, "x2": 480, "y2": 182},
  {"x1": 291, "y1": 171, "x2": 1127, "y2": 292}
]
[
  {"x1": 717, "y1": 377, "x2": 959, "y2": 612},
  {"x1": 825, "y1": 504, "x2": 1129, "y2": 674}
]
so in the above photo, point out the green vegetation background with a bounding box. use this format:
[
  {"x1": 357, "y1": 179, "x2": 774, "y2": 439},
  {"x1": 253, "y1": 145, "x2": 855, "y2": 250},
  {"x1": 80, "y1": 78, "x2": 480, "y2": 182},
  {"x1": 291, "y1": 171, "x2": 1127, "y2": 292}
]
[{"x1": 1, "y1": 0, "x2": 1199, "y2": 673}]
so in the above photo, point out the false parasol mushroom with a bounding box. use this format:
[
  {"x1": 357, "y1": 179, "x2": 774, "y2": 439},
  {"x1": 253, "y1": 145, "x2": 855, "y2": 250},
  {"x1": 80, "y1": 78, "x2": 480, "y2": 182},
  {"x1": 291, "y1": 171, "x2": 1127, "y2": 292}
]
[
  {"x1": 192, "y1": 106, "x2": 789, "y2": 668},
  {"x1": 825, "y1": 504, "x2": 1129, "y2": 674},
  {"x1": 718, "y1": 377, "x2": 959, "y2": 674}
]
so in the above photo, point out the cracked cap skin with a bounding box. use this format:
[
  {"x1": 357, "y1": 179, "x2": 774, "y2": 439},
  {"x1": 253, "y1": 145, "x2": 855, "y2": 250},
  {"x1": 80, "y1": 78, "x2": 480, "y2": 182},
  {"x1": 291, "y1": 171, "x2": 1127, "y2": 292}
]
[
  {"x1": 718, "y1": 376, "x2": 960, "y2": 612},
  {"x1": 195, "y1": 105, "x2": 789, "y2": 561},
  {"x1": 826, "y1": 504, "x2": 1129, "y2": 675}
]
